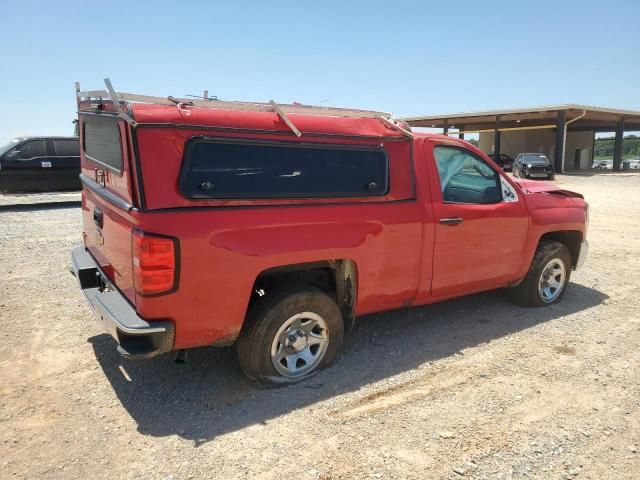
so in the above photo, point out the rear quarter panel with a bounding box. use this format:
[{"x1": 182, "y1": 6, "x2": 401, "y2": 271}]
[{"x1": 136, "y1": 203, "x2": 422, "y2": 349}]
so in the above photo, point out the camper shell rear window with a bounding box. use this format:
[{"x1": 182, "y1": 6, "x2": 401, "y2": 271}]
[
  {"x1": 179, "y1": 138, "x2": 389, "y2": 199},
  {"x1": 82, "y1": 115, "x2": 123, "y2": 172}
]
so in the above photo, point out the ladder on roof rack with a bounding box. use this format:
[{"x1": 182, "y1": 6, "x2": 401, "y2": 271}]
[{"x1": 75, "y1": 79, "x2": 413, "y2": 138}]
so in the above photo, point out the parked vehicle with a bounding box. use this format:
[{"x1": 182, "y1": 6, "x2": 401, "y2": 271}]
[
  {"x1": 488, "y1": 153, "x2": 514, "y2": 171},
  {"x1": 70, "y1": 87, "x2": 589, "y2": 385},
  {"x1": 622, "y1": 159, "x2": 640, "y2": 170},
  {"x1": 592, "y1": 160, "x2": 612, "y2": 170},
  {"x1": 513, "y1": 153, "x2": 555, "y2": 180},
  {"x1": 0, "y1": 136, "x2": 80, "y2": 193}
]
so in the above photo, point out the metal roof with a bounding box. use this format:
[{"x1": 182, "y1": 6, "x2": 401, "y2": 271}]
[
  {"x1": 403, "y1": 104, "x2": 640, "y2": 122},
  {"x1": 403, "y1": 104, "x2": 640, "y2": 133}
]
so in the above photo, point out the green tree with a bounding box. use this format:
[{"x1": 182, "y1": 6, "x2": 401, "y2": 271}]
[{"x1": 594, "y1": 136, "x2": 640, "y2": 160}]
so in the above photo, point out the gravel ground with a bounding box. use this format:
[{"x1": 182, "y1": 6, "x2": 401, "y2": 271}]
[{"x1": 0, "y1": 173, "x2": 638, "y2": 479}]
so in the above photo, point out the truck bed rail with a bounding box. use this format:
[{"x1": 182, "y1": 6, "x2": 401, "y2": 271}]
[{"x1": 75, "y1": 79, "x2": 413, "y2": 138}]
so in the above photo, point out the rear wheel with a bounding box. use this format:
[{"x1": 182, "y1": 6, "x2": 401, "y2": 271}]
[
  {"x1": 236, "y1": 287, "x2": 343, "y2": 386},
  {"x1": 509, "y1": 240, "x2": 572, "y2": 307}
]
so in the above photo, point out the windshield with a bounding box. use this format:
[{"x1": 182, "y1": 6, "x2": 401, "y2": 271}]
[
  {"x1": 521, "y1": 154, "x2": 550, "y2": 164},
  {"x1": 0, "y1": 138, "x2": 22, "y2": 157}
]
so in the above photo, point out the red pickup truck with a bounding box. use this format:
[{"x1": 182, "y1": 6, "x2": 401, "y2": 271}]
[{"x1": 70, "y1": 86, "x2": 588, "y2": 385}]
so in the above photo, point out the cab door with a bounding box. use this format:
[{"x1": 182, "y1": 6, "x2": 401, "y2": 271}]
[
  {"x1": 50, "y1": 138, "x2": 81, "y2": 190},
  {"x1": 0, "y1": 138, "x2": 53, "y2": 192},
  {"x1": 425, "y1": 141, "x2": 529, "y2": 298}
]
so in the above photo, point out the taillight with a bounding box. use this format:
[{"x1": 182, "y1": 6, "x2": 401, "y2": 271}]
[{"x1": 132, "y1": 229, "x2": 179, "y2": 296}]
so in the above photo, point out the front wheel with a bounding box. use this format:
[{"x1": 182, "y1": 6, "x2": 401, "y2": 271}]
[
  {"x1": 509, "y1": 240, "x2": 572, "y2": 307},
  {"x1": 236, "y1": 287, "x2": 344, "y2": 386}
]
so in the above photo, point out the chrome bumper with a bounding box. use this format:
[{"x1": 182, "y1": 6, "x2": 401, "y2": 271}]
[{"x1": 70, "y1": 246, "x2": 174, "y2": 359}]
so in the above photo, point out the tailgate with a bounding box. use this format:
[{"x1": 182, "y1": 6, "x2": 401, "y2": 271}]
[{"x1": 79, "y1": 112, "x2": 138, "y2": 304}]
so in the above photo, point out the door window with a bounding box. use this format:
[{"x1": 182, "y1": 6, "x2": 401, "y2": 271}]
[
  {"x1": 53, "y1": 139, "x2": 80, "y2": 157},
  {"x1": 434, "y1": 146, "x2": 502, "y2": 204},
  {"x1": 16, "y1": 140, "x2": 46, "y2": 159}
]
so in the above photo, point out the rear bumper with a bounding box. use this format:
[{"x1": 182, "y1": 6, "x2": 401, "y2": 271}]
[
  {"x1": 70, "y1": 246, "x2": 174, "y2": 359},
  {"x1": 575, "y1": 240, "x2": 589, "y2": 270}
]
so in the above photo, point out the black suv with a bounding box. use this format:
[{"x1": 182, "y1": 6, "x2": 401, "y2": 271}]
[
  {"x1": 513, "y1": 153, "x2": 555, "y2": 180},
  {"x1": 0, "y1": 137, "x2": 80, "y2": 193}
]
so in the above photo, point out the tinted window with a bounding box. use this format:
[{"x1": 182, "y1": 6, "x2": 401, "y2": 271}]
[
  {"x1": 17, "y1": 139, "x2": 46, "y2": 159},
  {"x1": 83, "y1": 117, "x2": 123, "y2": 171},
  {"x1": 434, "y1": 146, "x2": 501, "y2": 204},
  {"x1": 53, "y1": 138, "x2": 80, "y2": 157},
  {"x1": 180, "y1": 139, "x2": 389, "y2": 199},
  {"x1": 0, "y1": 139, "x2": 21, "y2": 157},
  {"x1": 521, "y1": 154, "x2": 550, "y2": 164}
]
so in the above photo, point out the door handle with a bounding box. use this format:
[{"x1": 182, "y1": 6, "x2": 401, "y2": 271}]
[{"x1": 439, "y1": 217, "x2": 463, "y2": 226}]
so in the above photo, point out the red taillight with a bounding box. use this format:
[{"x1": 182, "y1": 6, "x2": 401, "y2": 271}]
[{"x1": 132, "y1": 229, "x2": 179, "y2": 296}]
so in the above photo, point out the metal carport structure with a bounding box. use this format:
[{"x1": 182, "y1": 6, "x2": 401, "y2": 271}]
[{"x1": 404, "y1": 105, "x2": 640, "y2": 172}]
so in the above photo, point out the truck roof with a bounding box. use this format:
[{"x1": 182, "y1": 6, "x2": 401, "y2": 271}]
[{"x1": 76, "y1": 86, "x2": 413, "y2": 140}]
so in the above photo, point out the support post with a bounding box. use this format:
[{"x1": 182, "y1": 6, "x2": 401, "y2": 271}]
[
  {"x1": 458, "y1": 131, "x2": 465, "y2": 140},
  {"x1": 613, "y1": 118, "x2": 624, "y2": 171},
  {"x1": 494, "y1": 116, "x2": 501, "y2": 156},
  {"x1": 554, "y1": 111, "x2": 566, "y2": 172},
  {"x1": 443, "y1": 120, "x2": 449, "y2": 136}
]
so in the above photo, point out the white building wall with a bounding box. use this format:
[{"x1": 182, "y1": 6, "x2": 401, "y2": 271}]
[{"x1": 564, "y1": 131, "x2": 594, "y2": 170}]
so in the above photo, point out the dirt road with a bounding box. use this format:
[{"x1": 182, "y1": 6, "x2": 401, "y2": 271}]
[{"x1": 1, "y1": 173, "x2": 638, "y2": 479}]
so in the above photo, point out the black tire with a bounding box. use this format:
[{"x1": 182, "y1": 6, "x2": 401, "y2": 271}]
[
  {"x1": 509, "y1": 240, "x2": 572, "y2": 307},
  {"x1": 236, "y1": 286, "x2": 344, "y2": 386}
]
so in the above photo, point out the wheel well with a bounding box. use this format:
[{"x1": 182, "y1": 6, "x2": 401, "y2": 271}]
[
  {"x1": 539, "y1": 231, "x2": 582, "y2": 268},
  {"x1": 249, "y1": 260, "x2": 358, "y2": 332}
]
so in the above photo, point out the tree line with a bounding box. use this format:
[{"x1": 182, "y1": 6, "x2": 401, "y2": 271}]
[{"x1": 594, "y1": 135, "x2": 640, "y2": 160}]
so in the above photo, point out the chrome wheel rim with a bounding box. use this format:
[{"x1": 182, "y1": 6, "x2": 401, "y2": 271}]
[
  {"x1": 270, "y1": 312, "x2": 329, "y2": 378},
  {"x1": 538, "y1": 258, "x2": 566, "y2": 303}
]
